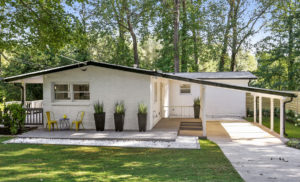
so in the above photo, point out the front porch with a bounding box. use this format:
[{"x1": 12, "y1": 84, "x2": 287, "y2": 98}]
[{"x1": 17, "y1": 117, "x2": 233, "y2": 140}]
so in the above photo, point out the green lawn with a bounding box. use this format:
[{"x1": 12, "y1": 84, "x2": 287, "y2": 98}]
[
  {"x1": 0, "y1": 137, "x2": 242, "y2": 182},
  {"x1": 246, "y1": 117, "x2": 300, "y2": 138}
]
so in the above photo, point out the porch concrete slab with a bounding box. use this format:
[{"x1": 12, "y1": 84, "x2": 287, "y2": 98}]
[
  {"x1": 18, "y1": 129, "x2": 178, "y2": 141},
  {"x1": 4, "y1": 136, "x2": 200, "y2": 149},
  {"x1": 209, "y1": 121, "x2": 300, "y2": 182}
]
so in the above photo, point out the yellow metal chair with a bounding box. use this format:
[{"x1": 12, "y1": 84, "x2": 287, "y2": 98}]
[
  {"x1": 45, "y1": 111, "x2": 58, "y2": 131},
  {"x1": 71, "y1": 111, "x2": 85, "y2": 131}
]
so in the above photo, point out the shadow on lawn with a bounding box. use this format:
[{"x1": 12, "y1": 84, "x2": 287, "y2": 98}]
[{"x1": 0, "y1": 139, "x2": 242, "y2": 182}]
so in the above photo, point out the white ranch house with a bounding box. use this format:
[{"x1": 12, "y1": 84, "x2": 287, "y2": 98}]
[{"x1": 3, "y1": 61, "x2": 297, "y2": 137}]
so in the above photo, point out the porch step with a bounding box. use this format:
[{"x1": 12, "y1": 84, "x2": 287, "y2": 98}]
[{"x1": 179, "y1": 122, "x2": 203, "y2": 131}]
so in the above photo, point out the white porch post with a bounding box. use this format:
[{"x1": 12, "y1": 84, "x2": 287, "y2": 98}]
[
  {"x1": 200, "y1": 85, "x2": 207, "y2": 137},
  {"x1": 280, "y1": 98, "x2": 284, "y2": 138},
  {"x1": 259, "y1": 96, "x2": 262, "y2": 125},
  {"x1": 253, "y1": 95, "x2": 257, "y2": 123},
  {"x1": 270, "y1": 98, "x2": 274, "y2": 131}
]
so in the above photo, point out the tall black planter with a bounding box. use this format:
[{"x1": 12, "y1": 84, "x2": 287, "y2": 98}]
[
  {"x1": 114, "y1": 113, "x2": 125, "y2": 131},
  {"x1": 94, "y1": 113, "x2": 105, "y2": 131},
  {"x1": 194, "y1": 105, "x2": 200, "y2": 118},
  {"x1": 138, "y1": 113, "x2": 147, "y2": 132}
]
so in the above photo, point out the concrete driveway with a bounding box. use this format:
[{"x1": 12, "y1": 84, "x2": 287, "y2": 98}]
[{"x1": 209, "y1": 121, "x2": 300, "y2": 182}]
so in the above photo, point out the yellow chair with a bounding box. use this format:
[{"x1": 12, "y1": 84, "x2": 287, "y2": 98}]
[
  {"x1": 46, "y1": 111, "x2": 58, "y2": 131},
  {"x1": 71, "y1": 111, "x2": 85, "y2": 131}
]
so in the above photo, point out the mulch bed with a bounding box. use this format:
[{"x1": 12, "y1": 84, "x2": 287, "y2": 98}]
[{"x1": 0, "y1": 127, "x2": 37, "y2": 135}]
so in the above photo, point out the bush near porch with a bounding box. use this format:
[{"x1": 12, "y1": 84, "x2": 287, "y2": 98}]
[{"x1": 0, "y1": 137, "x2": 242, "y2": 182}]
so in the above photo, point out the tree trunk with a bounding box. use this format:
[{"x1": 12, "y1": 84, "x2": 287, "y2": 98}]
[
  {"x1": 192, "y1": 28, "x2": 198, "y2": 71},
  {"x1": 230, "y1": 0, "x2": 239, "y2": 72},
  {"x1": 181, "y1": 0, "x2": 187, "y2": 72},
  {"x1": 173, "y1": 0, "x2": 180, "y2": 72},
  {"x1": 125, "y1": 3, "x2": 139, "y2": 67},
  {"x1": 287, "y1": 15, "x2": 294, "y2": 90},
  {"x1": 127, "y1": 19, "x2": 139, "y2": 67},
  {"x1": 219, "y1": 0, "x2": 233, "y2": 71}
]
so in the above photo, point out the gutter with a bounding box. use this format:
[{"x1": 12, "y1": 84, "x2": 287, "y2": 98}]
[{"x1": 283, "y1": 97, "x2": 294, "y2": 137}]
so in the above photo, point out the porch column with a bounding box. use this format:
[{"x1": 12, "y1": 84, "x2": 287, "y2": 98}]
[
  {"x1": 200, "y1": 85, "x2": 207, "y2": 137},
  {"x1": 270, "y1": 98, "x2": 274, "y2": 131},
  {"x1": 280, "y1": 98, "x2": 284, "y2": 138},
  {"x1": 253, "y1": 95, "x2": 257, "y2": 123},
  {"x1": 259, "y1": 96, "x2": 262, "y2": 125},
  {"x1": 21, "y1": 82, "x2": 26, "y2": 107}
]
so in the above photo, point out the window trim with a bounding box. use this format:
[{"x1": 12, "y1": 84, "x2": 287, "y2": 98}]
[
  {"x1": 52, "y1": 82, "x2": 90, "y2": 102},
  {"x1": 180, "y1": 84, "x2": 191, "y2": 94}
]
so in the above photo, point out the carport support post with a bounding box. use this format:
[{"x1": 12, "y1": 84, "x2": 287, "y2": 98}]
[
  {"x1": 280, "y1": 98, "x2": 284, "y2": 138},
  {"x1": 259, "y1": 96, "x2": 262, "y2": 125},
  {"x1": 200, "y1": 85, "x2": 207, "y2": 137},
  {"x1": 270, "y1": 98, "x2": 274, "y2": 131},
  {"x1": 253, "y1": 95, "x2": 257, "y2": 123}
]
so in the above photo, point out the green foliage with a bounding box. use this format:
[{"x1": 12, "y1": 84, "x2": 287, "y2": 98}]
[
  {"x1": 2, "y1": 103, "x2": 25, "y2": 135},
  {"x1": 93, "y1": 101, "x2": 104, "y2": 114},
  {"x1": 138, "y1": 103, "x2": 147, "y2": 114},
  {"x1": 193, "y1": 97, "x2": 200, "y2": 106},
  {"x1": 115, "y1": 101, "x2": 125, "y2": 114}
]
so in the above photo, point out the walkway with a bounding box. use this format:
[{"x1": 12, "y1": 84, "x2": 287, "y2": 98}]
[{"x1": 209, "y1": 121, "x2": 300, "y2": 182}]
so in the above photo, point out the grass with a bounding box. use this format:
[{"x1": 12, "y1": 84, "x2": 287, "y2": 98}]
[
  {"x1": 0, "y1": 137, "x2": 242, "y2": 182},
  {"x1": 246, "y1": 116, "x2": 300, "y2": 138}
]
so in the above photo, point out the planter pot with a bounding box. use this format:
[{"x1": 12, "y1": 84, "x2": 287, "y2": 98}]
[
  {"x1": 114, "y1": 113, "x2": 125, "y2": 131},
  {"x1": 94, "y1": 113, "x2": 105, "y2": 131},
  {"x1": 138, "y1": 113, "x2": 147, "y2": 132},
  {"x1": 194, "y1": 105, "x2": 200, "y2": 118}
]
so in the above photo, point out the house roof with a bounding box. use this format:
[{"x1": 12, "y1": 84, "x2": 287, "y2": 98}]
[
  {"x1": 169, "y1": 72, "x2": 257, "y2": 80},
  {"x1": 2, "y1": 61, "x2": 297, "y2": 98}
]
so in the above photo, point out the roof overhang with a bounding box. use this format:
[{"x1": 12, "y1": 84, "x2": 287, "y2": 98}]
[{"x1": 2, "y1": 61, "x2": 297, "y2": 98}]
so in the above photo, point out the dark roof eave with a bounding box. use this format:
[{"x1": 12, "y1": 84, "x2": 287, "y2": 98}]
[{"x1": 3, "y1": 61, "x2": 297, "y2": 98}]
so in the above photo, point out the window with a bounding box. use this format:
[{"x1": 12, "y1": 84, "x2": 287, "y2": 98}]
[
  {"x1": 180, "y1": 84, "x2": 191, "y2": 94},
  {"x1": 73, "y1": 84, "x2": 90, "y2": 100},
  {"x1": 154, "y1": 82, "x2": 157, "y2": 102},
  {"x1": 54, "y1": 84, "x2": 70, "y2": 100},
  {"x1": 53, "y1": 83, "x2": 90, "y2": 101}
]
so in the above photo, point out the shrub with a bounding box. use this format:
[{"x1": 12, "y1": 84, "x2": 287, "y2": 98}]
[
  {"x1": 262, "y1": 108, "x2": 270, "y2": 117},
  {"x1": 193, "y1": 97, "x2": 200, "y2": 106},
  {"x1": 115, "y1": 101, "x2": 125, "y2": 114},
  {"x1": 274, "y1": 107, "x2": 280, "y2": 117},
  {"x1": 94, "y1": 101, "x2": 104, "y2": 114},
  {"x1": 247, "y1": 108, "x2": 253, "y2": 117},
  {"x1": 138, "y1": 103, "x2": 147, "y2": 114},
  {"x1": 2, "y1": 103, "x2": 26, "y2": 134}
]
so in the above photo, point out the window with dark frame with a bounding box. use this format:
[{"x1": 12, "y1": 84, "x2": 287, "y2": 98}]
[
  {"x1": 54, "y1": 84, "x2": 70, "y2": 100},
  {"x1": 180, "y1": 84, "x2": 191, "y2": 94},
  {"x1": 73, "y1": 84, "x2": 90, "y2": 100}
]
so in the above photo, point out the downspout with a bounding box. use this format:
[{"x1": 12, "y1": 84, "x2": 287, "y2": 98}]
[
  {"x1": 283, "y1": 97, "x2": 294, "y2": 136},
  {"x1": 14, "y1": 83, "x2": 25, "y2": 106}
]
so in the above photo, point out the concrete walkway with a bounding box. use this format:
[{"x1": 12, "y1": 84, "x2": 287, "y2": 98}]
[{"x1": 209, "y1": 121, "x2": 300, "y2": 182}]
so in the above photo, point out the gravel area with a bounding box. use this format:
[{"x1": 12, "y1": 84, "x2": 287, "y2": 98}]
[
  {"x1": 3, "y1": 136, "x2": 200, "y2": 149},
  {"x1": 18, "y1": 129, "x2": 178, "y2": 141}
]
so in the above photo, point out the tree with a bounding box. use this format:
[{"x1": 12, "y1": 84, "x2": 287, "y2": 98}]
[{"x1": 173, "y1": 0, "x2": 180, "y2": 72}]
